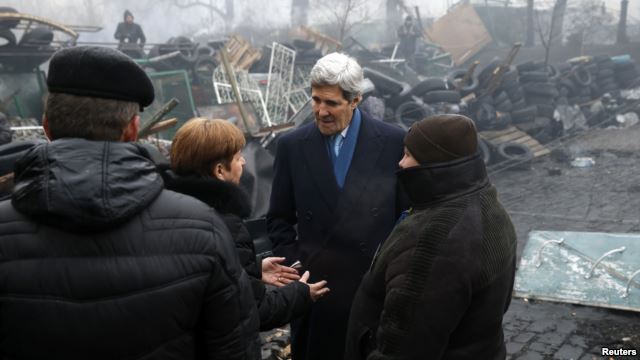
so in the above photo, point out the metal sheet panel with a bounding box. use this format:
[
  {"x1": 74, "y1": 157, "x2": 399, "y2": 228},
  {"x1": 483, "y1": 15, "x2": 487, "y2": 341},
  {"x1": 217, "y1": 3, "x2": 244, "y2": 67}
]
[{"x1": 515, "y1": 231, "x2": 640, "y2": 312}]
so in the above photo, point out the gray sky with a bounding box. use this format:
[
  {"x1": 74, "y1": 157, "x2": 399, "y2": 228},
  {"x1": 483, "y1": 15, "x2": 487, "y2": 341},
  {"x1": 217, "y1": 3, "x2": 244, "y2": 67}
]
[{"x1": 3, "y1": 0, "x2": 638, "y2": 43}]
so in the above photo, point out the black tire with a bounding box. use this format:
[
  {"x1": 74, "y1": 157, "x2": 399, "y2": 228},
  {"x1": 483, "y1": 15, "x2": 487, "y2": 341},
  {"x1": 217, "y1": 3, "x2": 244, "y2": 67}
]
[
  {"x1": 523, "y1": 82, "x2": 559, "y2": 97},
  {"x1": 479, "y1": 59, "x2": 502, "y2": 85},
  {"x1": 363, "y1": 67, "x2": 407, "y2": 96},
  {"x1": 495, "y1": 99, "x2": 513, "y2": 113},
  {"x1": 447, "y1": 69, "x2": 479, "y2": 94},
  {"x1": 192, "y1": 56, "x2": 217, "y2": 83},
  {"x1": 546, "y1": 64, "x2": 560, "y2": 79},
  {"x1": 195, "y1": 45, "x2": 215, "y2": 57},
  {"x1": 573, "y1": 68, "x2": 592, "y2": 86},
  {"x1": 493, "y1": 91, "x2": 509, "y2": 104},
  {"x1": 496, "y1": 142, "x2": 534, "y2": 169},
  {"x1": 525, "y1": 94, "x2": 554, "y2": 106},
  {"x1": 557, "y1": 62, "x2": 572, "y2": 74},
  {"x1": 517, "y1": 61, "x2": 538, "y2": 73},
  {"x1": 507, "y1": 87, "x2": 524, "y2": 102},
  {"x1": 293, "y1": 39, "x2": 315, "y2": 51},
  {"x1": 537, "y1": 104, "x2": 555, "y2": 118},
  {"x1": 598, "y1": 68, "x2": 615, "y2": 78},
  {"x1": 478, "y1": 137, "x2": 492, "y2": 165},
  {"x1": 520, "y1": 71, "x2": 549, "y2": 83},
  {"x1": 474, "y1": 103, "x2": 497, "y2": 129},
  {"x1": 597, "y1": 78, "x2": 617, "y2": 88},
  {"x1": 593, "y1": 54, "x2": 610, "y2": 63},
  {"x1": 423, "y1": 90, "x2": 461, "y2": 104},
  {"x1": 511, "y1": 105, "x2": 538, "y2": 124},
  {"x1": 492, "y1": 112, "x2": 512, "y2": 130},
  {"x1": 501, "y1": 69, "x2": 519, "y2": 88},
  {"x1": 410, "y1": 77, "x2": 448, "y2": 97},
  {"x1": 395, "y1": 101, "x2": 434, "y2": 128},
  {"x1": 511, "y1": 98, "x2": 527, "y2": 111},
  {"x1": 0, "y1": 7, "x2": 19, "y2": 29},
  {"x1": 558, "y1": 78, "x2": 577, "y2": 94},
  {"x1": 19, "y1": 27, "x2": 54, "y2": 47},
  {"x1": 615, "y1": 62, "x2": 636, "y2": 71},
  {"x1": 386, "y1": 90, "x2": 414, "y2": 110},
  {"x1": 0, "y1": 28, "x2": 16, "y2": 47}
]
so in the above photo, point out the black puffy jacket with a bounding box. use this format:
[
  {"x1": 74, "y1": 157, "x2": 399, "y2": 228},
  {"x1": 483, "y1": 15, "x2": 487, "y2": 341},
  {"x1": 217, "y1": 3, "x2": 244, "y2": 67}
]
[
  {"x1": 163, "y1": 173, "x2": 313, "y2": 331},
  {"x1": 0, "y1": 138, "x2": 261, "y2": 360}
]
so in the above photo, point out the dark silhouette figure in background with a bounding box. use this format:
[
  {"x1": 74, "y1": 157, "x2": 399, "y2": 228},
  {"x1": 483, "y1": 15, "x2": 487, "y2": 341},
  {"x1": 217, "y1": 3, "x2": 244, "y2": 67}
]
[
  {"x1": 114, "y1": 10, "x2": 146, "y2": 57},
  {"x1": 397, "y1": 15, "x2": 421, "y2": 67}
]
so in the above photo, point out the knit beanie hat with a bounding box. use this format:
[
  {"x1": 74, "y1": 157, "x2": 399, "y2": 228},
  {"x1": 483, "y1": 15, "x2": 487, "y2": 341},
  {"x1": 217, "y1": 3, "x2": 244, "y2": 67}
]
[
  {"x1": 404, "y1": 114, "x2": 478, "y2": 164},
  {"x1": 124, "y1": 10, "x2": 133, "y2": 21}
]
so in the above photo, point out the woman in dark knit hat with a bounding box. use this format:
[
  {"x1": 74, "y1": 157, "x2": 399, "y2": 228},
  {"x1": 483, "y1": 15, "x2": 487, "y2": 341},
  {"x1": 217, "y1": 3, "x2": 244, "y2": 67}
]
[
  {"x1": 163, "y1": 118, "x2": 329, "y2": 331},
  {"x1": 345, "y1": 114, "x2": 517, "y2": 360}
]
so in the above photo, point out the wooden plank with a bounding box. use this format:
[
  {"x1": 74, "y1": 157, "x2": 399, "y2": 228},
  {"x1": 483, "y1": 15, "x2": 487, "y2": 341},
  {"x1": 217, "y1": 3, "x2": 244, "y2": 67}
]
[
  {"x1": 480, "y1": 126, "x2": 519, "y2": 140},
  {"x1": 533, "y1": 148, "x2": 551, "y2": 157},
  {"x1": 490, "y1": 130, "x2": 525, "y2": 144}
]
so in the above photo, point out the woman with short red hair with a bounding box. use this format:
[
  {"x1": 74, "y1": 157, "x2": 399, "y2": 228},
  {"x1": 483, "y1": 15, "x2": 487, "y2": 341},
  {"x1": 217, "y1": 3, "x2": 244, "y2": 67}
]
[{"x1": 164, "y1": 118, "x2": 329, "y2": 331}]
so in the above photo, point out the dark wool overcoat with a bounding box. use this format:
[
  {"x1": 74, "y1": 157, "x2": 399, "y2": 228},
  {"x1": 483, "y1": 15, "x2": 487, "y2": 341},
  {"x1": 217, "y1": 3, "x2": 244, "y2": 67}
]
[{"x1": 267, "y1": 111, "x2": 406, "y2": 360}]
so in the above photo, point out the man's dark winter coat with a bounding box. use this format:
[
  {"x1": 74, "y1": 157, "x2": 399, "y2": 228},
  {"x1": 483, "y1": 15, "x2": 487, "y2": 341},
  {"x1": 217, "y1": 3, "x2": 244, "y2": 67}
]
[
  {"x1": 114, "y1": 11, "x2": 146, "y2": 46},
  {"x1": 0, "y1": 138, "x2": 261, "y2": 360},
  {"x1": 163, "y1": 173, "x2": 313, "y2": 331},
  {"x1": 267, "y1": 111, "x2": 406, "y2": 360},
  {"x1": 345, "y1": 153, "x2": 517, "y2": 360}
]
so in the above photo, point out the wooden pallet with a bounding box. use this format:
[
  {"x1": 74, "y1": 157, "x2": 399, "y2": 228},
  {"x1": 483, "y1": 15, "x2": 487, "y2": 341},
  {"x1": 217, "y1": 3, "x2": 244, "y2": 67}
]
[
  {"x1": 480, "y1": 126, "x2": 550, "y2": 158},
  {"x1": 296, "y1": 26, "x2": 342, "y2": 55},
  {"x1": 220, "y1": 34, "x2": 262, "y2": 70}
]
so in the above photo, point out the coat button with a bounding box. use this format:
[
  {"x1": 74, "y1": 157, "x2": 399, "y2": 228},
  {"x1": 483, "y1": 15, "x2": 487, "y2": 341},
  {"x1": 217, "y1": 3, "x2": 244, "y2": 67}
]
[
  {"x1": 305, "y1": 210, "x2": 313, "y2": 221},
  {"x1": 371, "y1": 207, "x2": 379, "y2": 217}
]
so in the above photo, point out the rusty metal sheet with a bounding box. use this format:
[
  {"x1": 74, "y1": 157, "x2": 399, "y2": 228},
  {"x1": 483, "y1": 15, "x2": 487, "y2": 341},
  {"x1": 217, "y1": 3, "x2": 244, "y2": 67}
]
[
  {"x1": 514, "y1": 230, "x2": 640, "y2": 312},
  {"x1": 425, "y1": 4, "x2": 492, "y2": 66}
]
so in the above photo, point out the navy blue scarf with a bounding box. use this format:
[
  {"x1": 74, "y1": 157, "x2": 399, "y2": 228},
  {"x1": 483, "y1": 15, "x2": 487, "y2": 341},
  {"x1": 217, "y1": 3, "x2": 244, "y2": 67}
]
[{"x1": 326, "y1": 108, "x2": 361, "y2": 188}]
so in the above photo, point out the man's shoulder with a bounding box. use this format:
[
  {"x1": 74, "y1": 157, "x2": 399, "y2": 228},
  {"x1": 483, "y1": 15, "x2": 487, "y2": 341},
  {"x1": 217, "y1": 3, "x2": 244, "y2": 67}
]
[
  {"x1": 148, "y1": 189, "x2": 218, "y2": 223},
  {"x1": 361, "y1": 112, "x2": 405, "y2": 140},
  {"x1": 278, "y1": 122, "x2": 315, "y2": 144}
]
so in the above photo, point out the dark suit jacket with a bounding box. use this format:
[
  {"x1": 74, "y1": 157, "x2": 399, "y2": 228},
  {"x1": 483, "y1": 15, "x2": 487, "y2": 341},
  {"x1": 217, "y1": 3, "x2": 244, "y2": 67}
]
[{"x1": 267, "y1": 111, "x2": 405, "y2": 359}]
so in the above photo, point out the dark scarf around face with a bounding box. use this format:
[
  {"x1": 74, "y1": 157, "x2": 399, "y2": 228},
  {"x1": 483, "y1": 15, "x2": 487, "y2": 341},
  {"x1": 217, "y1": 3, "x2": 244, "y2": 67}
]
[
  {"x1": 162, "y1": 170, "x2": 251, "y2": 219},
  {"x1": 396, "y1": 152, "x2": 489, "y2": 208}
]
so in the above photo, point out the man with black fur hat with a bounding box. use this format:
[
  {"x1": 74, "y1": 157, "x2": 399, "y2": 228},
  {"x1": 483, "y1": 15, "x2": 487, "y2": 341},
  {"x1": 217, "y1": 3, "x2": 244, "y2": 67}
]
[
  {"x1": 115, "y1": 10, "x2": 146, "y2": 50},
  {"x1": 0, "y1": 46, "x2": 261, "y2": 360},
  {"x1": 345, "y1": 114, "x2": 517, "y2": 360}
]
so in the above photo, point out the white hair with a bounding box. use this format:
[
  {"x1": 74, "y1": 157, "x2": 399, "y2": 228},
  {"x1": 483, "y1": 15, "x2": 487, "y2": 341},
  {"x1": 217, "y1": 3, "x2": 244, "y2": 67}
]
[{"x1": 310, "y1": 52, "x2": 363, "y2": 101}]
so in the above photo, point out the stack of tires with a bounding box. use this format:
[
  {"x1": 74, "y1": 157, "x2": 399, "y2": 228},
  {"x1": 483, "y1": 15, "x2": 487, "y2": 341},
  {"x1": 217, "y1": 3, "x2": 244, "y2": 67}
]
[
  {"x1": 557, "y1": 61, "x2": 593, "y2": 105},
  {"x1": 516, "y1": 61, "x2": 559, "y2": 120},
  {"x1": 390, "y1": 76, "x2": 462, "y2": 129},
  {"x1": 292, "y1": 40, "x2": 323, "y2": 69},
  {"x1": 613, "y1": 56, "x2": 640, "y2": 89},
  {"x1": 512, "y1": 61, "x2": 564, "y2": 144},
  {"x1": 489, "y1": 66, "x2": 526, "y2": 130},
  {"x1": 591, "y1": 55, "x2": 619, "y2": 98},
  {"x1": 148, "y1": 37, "x2": 217, "y2": 84}
]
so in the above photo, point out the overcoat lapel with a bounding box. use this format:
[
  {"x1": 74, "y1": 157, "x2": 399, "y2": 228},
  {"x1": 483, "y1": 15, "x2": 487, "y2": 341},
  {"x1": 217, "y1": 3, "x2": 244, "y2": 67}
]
[
  {"x1": 332, "y1": 116, "x2": 385, "y2": 227},
  {"x1": 302, "y1": 124, "x2": 340, "y2": 211}
]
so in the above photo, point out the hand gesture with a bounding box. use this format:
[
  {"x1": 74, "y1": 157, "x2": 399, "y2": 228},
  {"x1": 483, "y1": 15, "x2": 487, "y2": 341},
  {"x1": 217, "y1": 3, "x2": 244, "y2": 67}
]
[
  {"x1": 262, "y1": 257, "x2": 300, "y2": 287},
  {"x1": 300, "y1": 271, "x2": 330, "y2": 302}
]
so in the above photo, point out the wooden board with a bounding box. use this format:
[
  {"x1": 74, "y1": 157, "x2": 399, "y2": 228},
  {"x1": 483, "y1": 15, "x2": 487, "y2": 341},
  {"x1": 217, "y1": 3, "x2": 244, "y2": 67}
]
[
  {"x1": 425, "y1": 4, "x2": 493, "y2": 66},
  {"x1": 480, "y1": 125, "x2": 550, "y2": 157}
]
